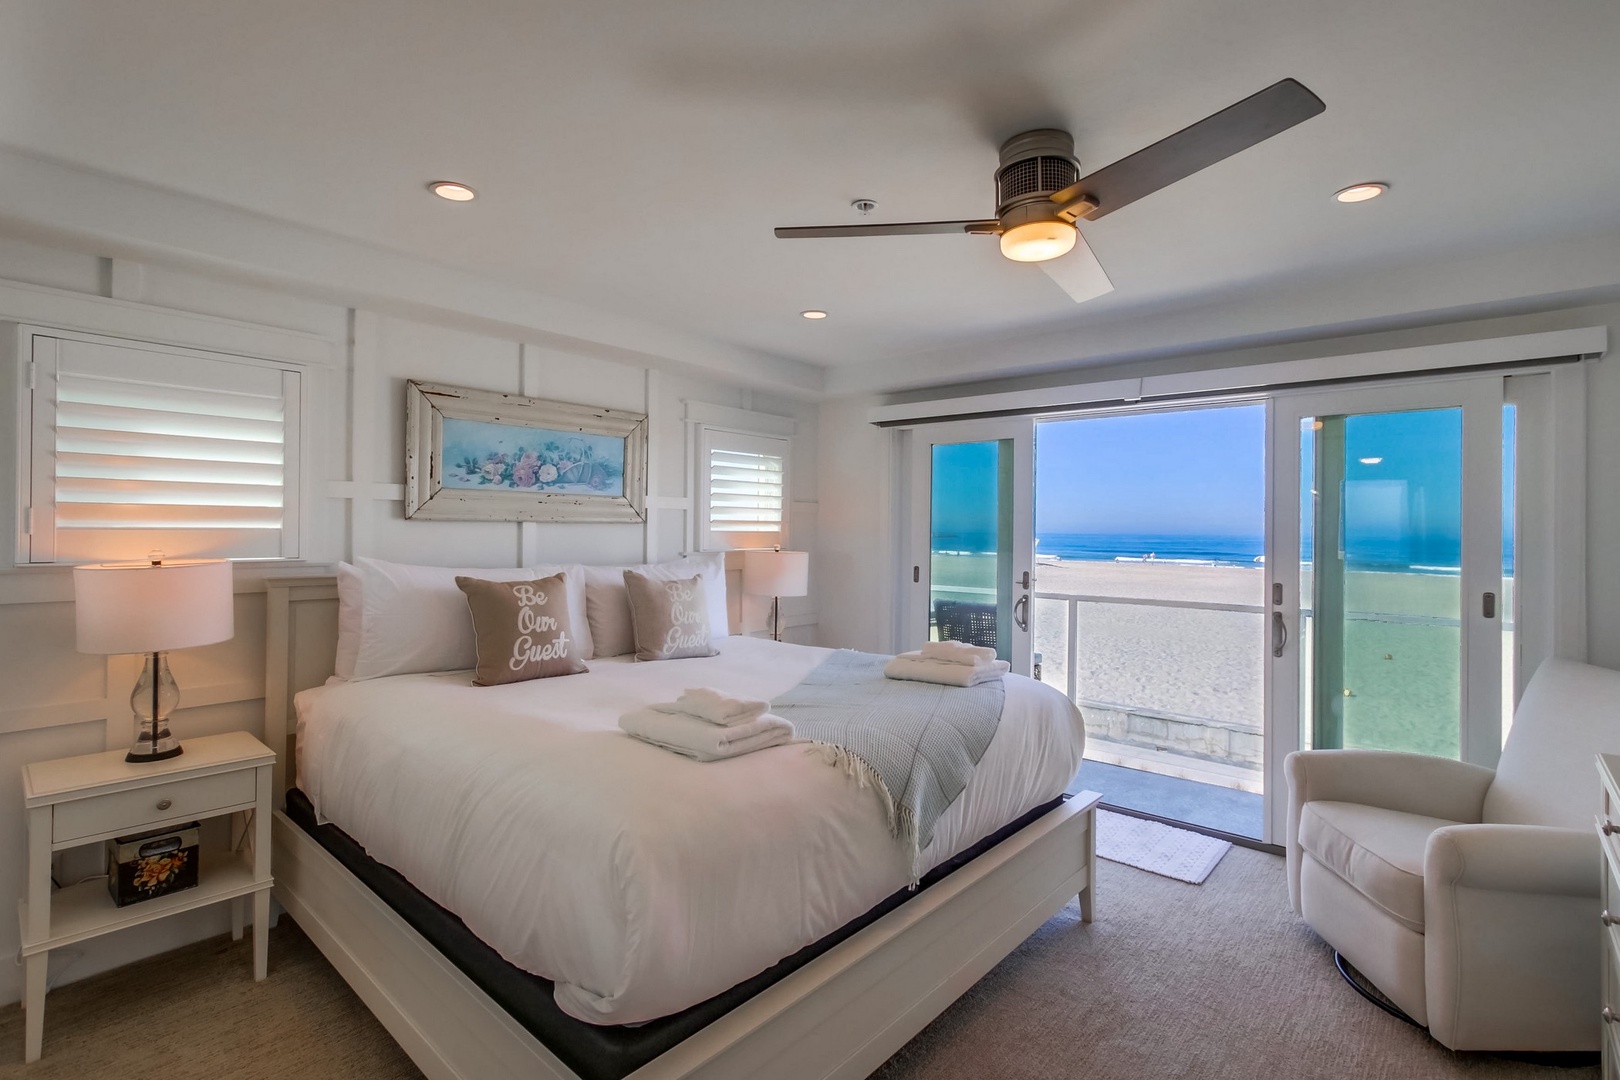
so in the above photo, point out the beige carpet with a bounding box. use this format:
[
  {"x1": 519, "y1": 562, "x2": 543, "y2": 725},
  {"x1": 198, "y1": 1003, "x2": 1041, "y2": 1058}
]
[
  {"x1": 0, "y1": 921, "x2": 419, "y2": 1079},
  {"x1": 0, "y1": 847, "x2": 1597, "y2": 1079},
  {"x1": 870, "y1": 845, "x2": 1594, "y2": 1080}
]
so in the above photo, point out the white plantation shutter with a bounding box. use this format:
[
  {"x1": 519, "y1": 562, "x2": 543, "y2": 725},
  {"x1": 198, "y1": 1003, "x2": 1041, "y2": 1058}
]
[
  {"x1": 25, "y1": 334, "x2": 301, "y2": 563},
  {"x1": 700, "y1": 428, "x2": 789, "y2": 549}
]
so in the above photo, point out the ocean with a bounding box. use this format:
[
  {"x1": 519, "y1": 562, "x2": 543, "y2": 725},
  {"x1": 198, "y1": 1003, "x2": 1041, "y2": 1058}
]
[{"x1": 933, "y1": 530, "x2": 1514, "y2": 573}]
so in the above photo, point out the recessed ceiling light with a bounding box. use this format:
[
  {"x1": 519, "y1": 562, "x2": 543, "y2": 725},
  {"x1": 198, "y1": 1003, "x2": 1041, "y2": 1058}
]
[
  {"x1": 429, "y1": 181, "x2": 478, "y2": 202},
  {"x1": 800, "y1": 310, "x2": 828, "y2": 320},
  {"x1": 1334, "y1": 182, "x2": 1387, "y2": 204}
]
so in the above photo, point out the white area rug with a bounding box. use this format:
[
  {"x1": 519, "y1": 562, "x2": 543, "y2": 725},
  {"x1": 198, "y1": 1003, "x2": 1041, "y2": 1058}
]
[{"x1": 1095, "y1": 809, "x2": 1232, "y2": 884}]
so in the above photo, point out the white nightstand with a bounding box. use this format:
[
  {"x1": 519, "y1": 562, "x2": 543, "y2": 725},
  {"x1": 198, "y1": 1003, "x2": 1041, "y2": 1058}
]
[{"x1": 19, "y1": 731, "x2": 274, "y2": 1063}]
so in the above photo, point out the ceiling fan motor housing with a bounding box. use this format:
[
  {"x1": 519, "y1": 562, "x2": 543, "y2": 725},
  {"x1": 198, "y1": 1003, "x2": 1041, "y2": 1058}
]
[{"x1": 995, "y1": 129, "x2": 1080, "y2": 229}]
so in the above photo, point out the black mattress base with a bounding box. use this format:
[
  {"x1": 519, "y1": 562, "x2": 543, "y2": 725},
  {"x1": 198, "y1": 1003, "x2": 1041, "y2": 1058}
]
[{"x1": 283, "y1": 789, "x2": 1067, "y2": 1080}]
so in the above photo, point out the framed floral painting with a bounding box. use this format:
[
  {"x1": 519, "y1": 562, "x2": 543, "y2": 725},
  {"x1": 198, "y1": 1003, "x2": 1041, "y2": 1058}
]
[{"x1": 405, "y1": 380, "x2": 647, "y2": 522}]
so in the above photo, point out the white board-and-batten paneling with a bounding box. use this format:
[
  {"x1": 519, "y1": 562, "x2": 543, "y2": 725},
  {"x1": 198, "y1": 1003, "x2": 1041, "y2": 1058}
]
[
  {"x1": 0, "y1": 269, "x2": 342, "y2": 1007},
  {"x1": 0, "y1": 249, "x2": 820, "y2": 1009}
]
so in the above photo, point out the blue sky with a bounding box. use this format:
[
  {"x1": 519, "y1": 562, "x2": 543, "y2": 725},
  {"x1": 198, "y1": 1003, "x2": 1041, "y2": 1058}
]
[
  {"x1": 940, "y1": 403, "x2": 1509, "y2": 564},
  {"x1": 1300, "y1": 409, "x2": 1464, "y2": 566},
  {"x1": 931, "y1": 441, "x2": 1003, "y2": 544},
  {"x1": 1036, "y1": 406, "x2": 1266, "y2": 537}
]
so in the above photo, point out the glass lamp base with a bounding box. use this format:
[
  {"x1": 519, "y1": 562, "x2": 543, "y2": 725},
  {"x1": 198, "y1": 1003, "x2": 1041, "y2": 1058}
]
[
  {"x1": 127, "y1": 651, "x2": 184, "y2": 763},
  {"x1": 126, "y1": 737, "x2": 184, "y2": 763}
]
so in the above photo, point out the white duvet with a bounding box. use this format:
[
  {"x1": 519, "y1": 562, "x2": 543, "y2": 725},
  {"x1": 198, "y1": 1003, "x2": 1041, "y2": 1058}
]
[{"x1": 296, "y1": 636, "x2": 1085, "y2": 1025}]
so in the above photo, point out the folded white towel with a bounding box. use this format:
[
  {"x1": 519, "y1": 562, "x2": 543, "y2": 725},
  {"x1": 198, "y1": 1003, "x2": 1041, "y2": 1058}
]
[
  {"x1": 620, "y1": 707, "x2": 794, "y2": 761},
  {"x1": 920, "y1": 640, "x2": 998, "y2": 665},
  {"x1": 895, "y1": 650, "x2": 1001, "y2": 671},
  {"x1": 653, "y1": 687, "x2": 771, "y2": 727},
  {"x1": 883, "y1": 652, "x2": 1010, "y2": 687}
]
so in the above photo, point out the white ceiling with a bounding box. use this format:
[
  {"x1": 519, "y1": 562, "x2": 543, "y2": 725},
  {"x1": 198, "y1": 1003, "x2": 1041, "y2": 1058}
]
[{"x1": 1, "y1": 0, "x2": 1618, "y2": 394}]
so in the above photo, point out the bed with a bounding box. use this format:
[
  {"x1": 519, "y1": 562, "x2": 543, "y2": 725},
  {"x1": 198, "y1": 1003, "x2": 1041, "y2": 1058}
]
[{"x1": 264, "y1": 567, "x2": 1099, "y2": 1080}]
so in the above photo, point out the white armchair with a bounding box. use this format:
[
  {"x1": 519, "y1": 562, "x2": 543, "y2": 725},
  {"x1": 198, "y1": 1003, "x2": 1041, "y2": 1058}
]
[{"x1": 1286, "y1": 658, "x2": 1620, "y2": 1051}]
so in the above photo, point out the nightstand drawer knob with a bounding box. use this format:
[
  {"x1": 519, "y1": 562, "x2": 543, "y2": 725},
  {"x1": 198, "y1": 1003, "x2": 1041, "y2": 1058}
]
[
  {"x1": 155, "y1": 798, "x2": 173, "y2": 811},
  {"x1": 1604, "y1": 1006, "x2": 1618, "y2": 1024}
]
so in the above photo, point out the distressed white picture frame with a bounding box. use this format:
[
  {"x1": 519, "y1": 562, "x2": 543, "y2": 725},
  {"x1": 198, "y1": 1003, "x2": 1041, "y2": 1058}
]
[{"x1": 405, "y1": 380, "x2": 647, "y2": 523}]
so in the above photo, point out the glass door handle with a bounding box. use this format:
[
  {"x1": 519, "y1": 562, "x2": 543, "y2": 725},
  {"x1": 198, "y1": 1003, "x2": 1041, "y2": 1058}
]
[
  {"x1": 1272, "y1": 611, "x2": 1288, "y2": 657},
  {"x1": 1014, "y1": 595, "x2": 1029, "y2": 632}
]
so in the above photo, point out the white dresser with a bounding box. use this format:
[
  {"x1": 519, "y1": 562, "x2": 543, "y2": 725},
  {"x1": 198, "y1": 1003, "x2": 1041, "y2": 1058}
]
[{"x1": 1597, "y1": 753, "x2": 1620, "y2": 1077}]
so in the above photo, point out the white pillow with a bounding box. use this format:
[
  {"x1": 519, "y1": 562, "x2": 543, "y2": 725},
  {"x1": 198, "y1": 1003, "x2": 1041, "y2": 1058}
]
[
  {"x1": 335, "y1": 561, "x2": 364, "y2": 678},
  {"x1": 334, "y1": 557, "x2": 593, "y2": 680},
  {"x1": 584, "y1": 553, "x2": 728, "y2": 657}
]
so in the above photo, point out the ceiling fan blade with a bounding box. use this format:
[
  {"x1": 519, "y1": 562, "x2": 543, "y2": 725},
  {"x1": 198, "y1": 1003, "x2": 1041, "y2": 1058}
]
[
  {"x1": 1039, "y1": 234, "x2": 1114, "y2": 304},
  {"x1": 1055, "y1": 78, "x2": 1325, "y2": 221},
  {"x1": 775, "y1": 220, "x2": 999, "y2": 238}
]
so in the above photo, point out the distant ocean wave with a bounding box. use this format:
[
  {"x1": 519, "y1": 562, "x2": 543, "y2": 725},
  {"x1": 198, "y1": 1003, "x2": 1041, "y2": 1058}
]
[{"x1": 1037, "y1": 532, "x2": 1262, "y2": 567}]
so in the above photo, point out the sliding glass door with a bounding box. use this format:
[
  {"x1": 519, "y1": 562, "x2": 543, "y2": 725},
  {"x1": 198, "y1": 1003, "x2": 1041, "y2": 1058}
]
[
  {"x1": 1268, "y1": 377, "x2": 1505, "y2": 841},
  {"x1": 899, "y1": 375, "x2": 1510, "y2": 847},
  {"x1": 905, "y1": 420, "x2": 1035, "y2": 675}
]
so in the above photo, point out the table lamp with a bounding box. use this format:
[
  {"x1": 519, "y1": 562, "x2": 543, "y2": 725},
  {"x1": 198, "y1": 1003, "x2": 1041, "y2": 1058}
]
[
  {"x1": 74, "y1": 557, "x2": 235, "y2": 762},
  {"x1": 742, "y1": 548, "x2": 809, "y2": 642}
]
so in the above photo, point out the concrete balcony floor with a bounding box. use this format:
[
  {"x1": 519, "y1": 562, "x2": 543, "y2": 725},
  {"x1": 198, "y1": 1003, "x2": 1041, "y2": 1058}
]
[{"x1": 1069, "y1": 757, "x2": 1265, "y2": 840}]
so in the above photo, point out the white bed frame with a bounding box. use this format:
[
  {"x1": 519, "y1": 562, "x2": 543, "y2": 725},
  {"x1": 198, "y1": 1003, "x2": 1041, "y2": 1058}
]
[{"x1": 263, "y1": 573, "x2": 1099, "y2": 1080}]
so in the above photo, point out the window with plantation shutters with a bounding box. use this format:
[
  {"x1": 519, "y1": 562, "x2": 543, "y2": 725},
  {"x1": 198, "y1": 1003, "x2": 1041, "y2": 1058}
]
[
  {"x1": 22, "y1": 333, "x2": 301, "y2": 564},
  {"x1": 699, "y1": 428, "x2": 789, "y2": 550}
]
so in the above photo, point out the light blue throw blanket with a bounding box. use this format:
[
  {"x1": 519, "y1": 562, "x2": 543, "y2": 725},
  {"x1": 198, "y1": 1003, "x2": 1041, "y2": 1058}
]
[{"x1": 773, "y1": 650, "x2": 1006, "y2": 879}]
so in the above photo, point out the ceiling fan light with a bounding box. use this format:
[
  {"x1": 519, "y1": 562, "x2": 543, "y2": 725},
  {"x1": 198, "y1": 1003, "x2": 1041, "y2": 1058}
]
[{"x1": 999, "y1": 219, "x2": 1076, "y2": 263}]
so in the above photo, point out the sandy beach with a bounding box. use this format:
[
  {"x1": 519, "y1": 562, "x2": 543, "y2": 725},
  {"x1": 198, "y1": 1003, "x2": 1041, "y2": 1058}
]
[
  {"x1": 931, "y1": 554, "x2": 1495, "y2": 760},
  {"x1": 1028, "y1": 560, "x2": 1266, "y2": 729}
]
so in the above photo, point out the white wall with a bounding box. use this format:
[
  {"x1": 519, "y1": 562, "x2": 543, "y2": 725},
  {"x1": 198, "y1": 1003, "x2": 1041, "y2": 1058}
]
[
  {"x1": 815, "y1": 396, "x2": 898, "y2": 654},
  {"x1": 816, "y1": 300, "x2": 1620, "y2": 672},
  {"x1": 0, "y1": 236, "x2": 818, "y2": 1005}
]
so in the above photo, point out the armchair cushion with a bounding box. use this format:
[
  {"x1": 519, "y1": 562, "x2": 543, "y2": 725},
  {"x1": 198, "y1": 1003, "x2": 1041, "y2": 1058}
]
[
  {"x1": 1285, "y1": 749, "x2": 1493, "y2": 910},
  {"x1": 1299, "y1": 801, "x2": 1466, "y2": 933}
]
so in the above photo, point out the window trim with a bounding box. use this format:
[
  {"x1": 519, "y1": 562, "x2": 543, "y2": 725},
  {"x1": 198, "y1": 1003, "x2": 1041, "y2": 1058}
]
[
  {"x1": 696, "y1": 425, "x2": 791, "y2": 552},
  {"x1": 16, "y1": 324, "x2": 311, "y2": 566},
  {"x1": 685, "y1": 401, "x2": 797, "y2": 555}
]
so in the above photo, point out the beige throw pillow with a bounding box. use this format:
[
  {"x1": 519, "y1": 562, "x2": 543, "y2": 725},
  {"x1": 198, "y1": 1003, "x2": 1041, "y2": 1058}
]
[
  {"x1": 456, "y1": 573, "x2": 589, "y2": 685},
  {"x1": 583, "y1": 554, "x2": 728, "y2": 657},
  {"x1": 624, "y1": 571, "x2": 720, "y2": 661}
]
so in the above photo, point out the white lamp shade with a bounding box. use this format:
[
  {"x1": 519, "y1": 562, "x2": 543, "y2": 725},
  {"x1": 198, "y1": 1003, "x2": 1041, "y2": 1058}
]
[
  {"x1": 74, "y1": 559, "x2": 235, "y2": 655},
  {"x1": 742, "y1": 550, "x2": 809, "y2": 598}
]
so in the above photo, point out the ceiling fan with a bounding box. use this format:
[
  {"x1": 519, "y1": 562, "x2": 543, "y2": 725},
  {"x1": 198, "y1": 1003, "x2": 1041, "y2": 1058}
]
[{"x1": 774, "y1": 78, "x2": 1325, "y2": 304}]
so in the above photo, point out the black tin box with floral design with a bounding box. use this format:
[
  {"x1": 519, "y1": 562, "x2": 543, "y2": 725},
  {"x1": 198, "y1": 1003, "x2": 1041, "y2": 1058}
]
[{"x1": 106, "y1": 822, "x2": 200, "y2": 906}]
